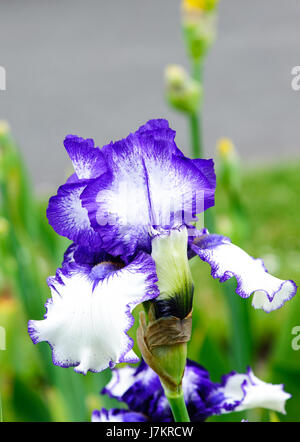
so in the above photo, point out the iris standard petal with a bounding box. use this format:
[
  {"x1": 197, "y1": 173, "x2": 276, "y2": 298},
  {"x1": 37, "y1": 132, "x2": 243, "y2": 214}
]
[
  {"x1": 64, "y1": 135, "x2": 107, "y2": 180},
  {"x1": 81, "y1": 119, "x2": 216, "y2": 257},
  {"x1": 46, "y1": 135, "x2": 107, "y2": 247},
  {"x1": 28, "y1": 252, "x2": 159, "y2": 374},
  {"x1": 191, "y1": 233, "x2": 297, "y2": 312},
  {"x1": 46, "y1": 180, "x2": 103, "y2": 250}
]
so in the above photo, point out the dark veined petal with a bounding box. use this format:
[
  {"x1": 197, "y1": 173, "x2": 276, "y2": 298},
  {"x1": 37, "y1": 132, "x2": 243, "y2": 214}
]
[
  {"x1": 102, "y1": 359, "x2": 216, "y2": 422},
  {"x1": 102, "y1": 360, "x2": 162, "y2": 418}
]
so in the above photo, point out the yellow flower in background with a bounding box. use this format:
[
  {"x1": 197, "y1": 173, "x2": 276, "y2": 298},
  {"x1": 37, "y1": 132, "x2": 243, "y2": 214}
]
[
  {"x1": 217, "y1": 137, "x2": 240, "y2": 193},
  {"x1": 183, "y1": 0, "x2": 206, "y2": 11},
  {"x1": 182, "y1": 0, "x2": 219, "y2": 13},
  {"x1": 217, "y1": 137, "x2": 235, "y2": 159},
  {"x1": 0, "y1": 120, "x2": 10, "y2": 137}
]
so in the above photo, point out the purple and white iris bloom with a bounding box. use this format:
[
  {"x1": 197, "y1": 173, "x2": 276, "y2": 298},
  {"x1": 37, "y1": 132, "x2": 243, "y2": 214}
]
[
  {"x1": 28, "y1": 244, "x2": 159, "y2": 374},
  {"x1": 47, "y1": 118, "x2": 296, "y2": 312},
  {"x1": 29, "y1": 119, "x2": 297, "y2": 374},
  {"x1": 92, "y1": 360, "x2": 291, "y2": 422}
]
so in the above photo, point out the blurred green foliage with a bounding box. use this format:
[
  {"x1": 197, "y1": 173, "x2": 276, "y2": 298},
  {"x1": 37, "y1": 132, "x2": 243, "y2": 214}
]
[
  {"x1": 192, "y1": 161, "x2": 300, "y2": 421},
  {"x1": 0, "y1": 126, "x2": 299, "y2": 421},
  {"x1": 0, "y1": 126, "x2": 117, "y2": 421}
]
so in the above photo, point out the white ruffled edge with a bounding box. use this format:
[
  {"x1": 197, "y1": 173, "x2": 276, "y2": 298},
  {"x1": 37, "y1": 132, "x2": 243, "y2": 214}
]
[
  {"x1": 192, "y1": 234, "x2": 297, "y2": 312},
  {"x1": 217, "y1": 368, "x2": 291, "y2": 415},
  {"x1": 28, "y1": 252, "x2": 159, "y2": 374}
]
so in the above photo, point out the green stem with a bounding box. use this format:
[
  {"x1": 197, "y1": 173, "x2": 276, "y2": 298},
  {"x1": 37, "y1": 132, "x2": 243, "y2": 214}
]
[
  {"x1": 166, "y1": 391, "x2": 190, "y2": 422},
  {"x1": 189, "y1": 112, "x2": 202, "y2": 159},
  {"x1": 0, "y1": 391, "x2": 3, "y2": 422},
  {"x1": 223, "y1": 280, "x2": 252, "y2": 371},
  {"x1": 192, "y1": 59, "x2": 203, "y2": 83},
  {"x1": 189, "y1": 59, "x2": 204, "y2": 159}
]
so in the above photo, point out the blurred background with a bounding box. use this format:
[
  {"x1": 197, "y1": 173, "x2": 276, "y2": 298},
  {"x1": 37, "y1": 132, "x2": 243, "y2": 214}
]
[
  {"x1": 0, "y1": 0, "x2": 300, "y2": 191},
  {"x1": 0, "y1": 0, "x2": 299, "y2": 422}
]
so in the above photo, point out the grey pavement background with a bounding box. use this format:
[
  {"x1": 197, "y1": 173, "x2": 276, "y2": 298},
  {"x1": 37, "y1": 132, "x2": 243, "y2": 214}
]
[{"x1": 0, "y1": 0, "x2": 300, "y2": 192}]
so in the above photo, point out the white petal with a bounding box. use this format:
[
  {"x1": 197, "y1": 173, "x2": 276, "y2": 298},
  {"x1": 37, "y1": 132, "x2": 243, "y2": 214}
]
[
  {"x1": 218, "y1": 369, "x2": 291, "y2": 415},
  {"x1": 251, "y1": 287, "x2": 294, "y2": 312},
  {"x1": 104, "y1": 366, "x2": 136, "y2": 398},
  {"x1": 192, "y1": 234, "x2": 297, "y2": 312},
  {"x1": 28, "y1": 253, "x2": 158, "y2": 374},
  {"x1": 91, "y1": 409, "x2": 147, "y2": 422}
]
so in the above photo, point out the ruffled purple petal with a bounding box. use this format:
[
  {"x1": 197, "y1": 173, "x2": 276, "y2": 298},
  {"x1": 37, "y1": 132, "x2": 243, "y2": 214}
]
[
  {"x1": 100, "y1": 359, "x2": 291, "y2": 422},
  {"x1": 80, "y1": 170, "x2": 151, "y2": 258},
  {"x1": 81, "y1": 119, "x2": 216, "y2": 258},
  {"x1": 102, "y1": 359, "x2": 218, "y2": 422},
  {"x1": 192, "y1": 158, "x2": 216, "y2": 189},
  {"x1": 102, "y1": 360, "x2": 163, "y2": 418},
  {"x1": 64, "y1": 135, "x2": 107, "y2": 180},
  {"x1": 47, "y1": 180, "x2": 103, "y2": 250},
  {"x1": 62, "y1": 242, "x2": 111, "y2": 269}
]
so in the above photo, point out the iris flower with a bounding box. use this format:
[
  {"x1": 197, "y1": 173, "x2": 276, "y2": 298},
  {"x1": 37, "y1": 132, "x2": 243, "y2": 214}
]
[
  {"x1": 28, "y1": 119, "x2": 297, "y2": 374},
  {"x1": 92, "y1": 360, "x2": 291, "y2": 422}
]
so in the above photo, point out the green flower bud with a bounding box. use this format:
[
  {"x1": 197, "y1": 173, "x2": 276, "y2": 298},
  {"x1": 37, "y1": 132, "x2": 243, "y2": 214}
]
[
  {"x1": 181, "y1": 0, "x2": 219, "y2": 62},
  {"x1": 137, "y1": 227, "x2": 194, "y2": 396},
  {"x1": 151, "y1": 227, "x2": 194, "y2": 320},
  {"x1": 165, "y1": 64, "x2": 202, "y2": 114},
  {"x1": 137, "y1": 306, "x2": 192, "y2": 395},
  {"x1": 183, "y1": 12, "x2": 217, "y2": 61}
]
